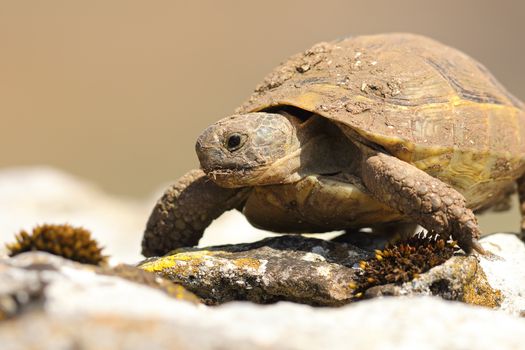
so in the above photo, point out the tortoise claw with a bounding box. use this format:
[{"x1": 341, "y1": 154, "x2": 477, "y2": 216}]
[
  {"x1": 456, "y1": 234, "x2": 486, "y2": 255},
  {"x1": 471, "y1": 239, "x2": 487, "y2": 255}
]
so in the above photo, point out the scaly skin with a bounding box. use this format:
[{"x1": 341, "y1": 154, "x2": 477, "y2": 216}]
[
  {"x1": 141, "y1": 169, "x2": 250, "y2": 257},
  {"x1": 361, "y1": 153, "x2": 485, "y2": 254}
]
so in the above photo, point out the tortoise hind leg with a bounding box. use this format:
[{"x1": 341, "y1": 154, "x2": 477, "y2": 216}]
[
  {"x1": 141, "y1": 169, "x2": 250, "y2": 257},
  {"x1": 361, "y1": 152, "x2": 485, "y2": 254},
  {"x1": 516, "y1": 175, "x2": 525, "y2": 241}
]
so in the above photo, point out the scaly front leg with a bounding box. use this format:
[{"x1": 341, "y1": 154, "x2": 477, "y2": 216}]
[
  {"x1": 361, "y1": 153, "x2": 485, "y2": 254},
  {"x1": 142, "y1": 169, "x2": 250, "y2": 257}
]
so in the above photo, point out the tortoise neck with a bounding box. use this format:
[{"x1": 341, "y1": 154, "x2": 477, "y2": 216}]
[{"x1": 293, "y1": 115, "x2": 362, "y2": 179}]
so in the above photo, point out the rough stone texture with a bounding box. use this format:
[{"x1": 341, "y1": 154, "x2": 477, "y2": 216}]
[
  {"x1": 364, "y1": 255, "x2": 502, "y2": 308},
  {"x1": 0, "y1": 252, "x2": 199, "y2": 321},
  {"x1": 1, "y1": 249, "x2": 524, "y2": 349},
  {"x1": 479, "y1": 233, "x2": 525, "y2": 316},
  {"x1": 141, "y1": 235, "x2": 373, "y2": 306},
  {"x1": 2, "y1": 295, "x2": 525, "y2": 350},
  {"x1": 139, "y1": 235, "x2": 502, "y2": 307}
]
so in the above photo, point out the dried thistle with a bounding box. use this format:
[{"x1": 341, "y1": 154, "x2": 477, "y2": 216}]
[
  {"x1": 353, "y1": 233, "x2": 457, "y2": 297},
  {"x1": 5, "y1": 224, "x2": 107, "y2": 265}
]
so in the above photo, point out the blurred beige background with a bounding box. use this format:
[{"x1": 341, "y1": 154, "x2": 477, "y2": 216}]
[{"x1": 0, "y1": 0, "x2": 524, "y2": 232}]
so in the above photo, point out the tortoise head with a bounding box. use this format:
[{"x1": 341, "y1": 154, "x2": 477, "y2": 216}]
[{"x1": 196, "y1": 112, "x2": 305, "y2": 187}]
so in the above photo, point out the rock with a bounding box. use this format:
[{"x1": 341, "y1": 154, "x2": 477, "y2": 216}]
[
  {"x1": 478, "y1": 233, "x2": 525, "y2": 316},
  {"x1": 2, "y1": 251, "x2": 524, "y2": 349},
  {"x1": 2, "y1": 294, "x2": 525, "y2": 350},
  {"x1": 139, "y1": 235, "x2": 503, "y2": 307},
  {"x1": 364, "y1": 255, "x2": 502, "y2": 308},
  {"x1": 0, "y1": 252, "x2": 199, "y2": 321},
  {"x1": 140, "y1": 235, "x2": 373, "y2": 306}
]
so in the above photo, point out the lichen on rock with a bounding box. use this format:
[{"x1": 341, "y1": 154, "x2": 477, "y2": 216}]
[
  {"x1": 364, "y1": 255, "x2": 502, "y2": 308},
  {"x1": 139, "y1": 234, "x2": 501, "y2": 307},
  {"x1": 140, "y1": 235, "x2": 373, "y2": 306}
]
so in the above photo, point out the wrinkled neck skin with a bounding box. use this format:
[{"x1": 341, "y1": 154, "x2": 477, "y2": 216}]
[
  {"x1": 294, "y1": 115, "x2": 361, "y2": 181},
  {"x1": 196, "y1": 111, "x2": 361, "y2": 188}
]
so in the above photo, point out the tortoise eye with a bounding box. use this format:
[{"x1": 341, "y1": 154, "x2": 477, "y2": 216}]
[{"x1": 225, "y1": 133, "x2": 245, "y2": 152}]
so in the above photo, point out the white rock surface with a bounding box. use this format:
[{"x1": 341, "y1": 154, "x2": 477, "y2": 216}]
[
  {"x1": 1, "y1": 252, "x2": 198, "y2": 318},
  {"x1": 36, "y1": 298, "x2": 525, "y2": 349},
  {"x1": 479, "y1": 233, "x2": 525, "y2": 316},
  {"x1": 2, "y1": 252, "x2": 525, "y2": 350}
]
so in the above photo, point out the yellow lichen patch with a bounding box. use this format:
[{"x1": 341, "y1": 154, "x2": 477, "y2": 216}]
[
  {"x1": 462, "y1": 266, "x2": 503, "y2": 308},
  {"x1": 169, "y1": 250, "x2": 216, "y2": 262},
  {"x1": 139, "y1": 250, "x2": 218, "y2": 276},
  {"x1": 232, "y1": 258, "x2": 261, "y2": 270},
  {"x1": 139, "y1": 255, "x2": 181, "y2": 273},
  {"x1": 5, "y1": 224, "x2": 107, "y2": 266}
]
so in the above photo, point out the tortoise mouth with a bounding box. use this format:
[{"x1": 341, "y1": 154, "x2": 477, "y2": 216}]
[
  {"x1": 204, "y1": 165, "x2": 271, "y2": 187},
  {"x1": 206, "y1": 166, "x2": 257, "y2": 178}
]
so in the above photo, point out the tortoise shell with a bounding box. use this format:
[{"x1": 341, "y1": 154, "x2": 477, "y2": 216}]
[{"x1": 236, "y1": 33, "x2": 525, "y2": 210}]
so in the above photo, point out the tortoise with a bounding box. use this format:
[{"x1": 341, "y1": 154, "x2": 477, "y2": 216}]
[{"x1": 142, "y1": 33, "x2": 525, "y2": 257}]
